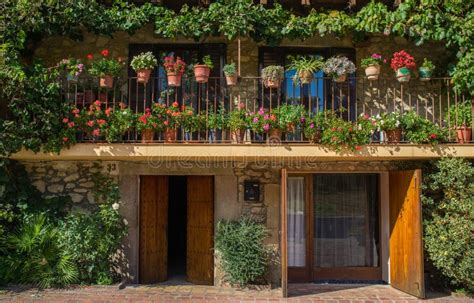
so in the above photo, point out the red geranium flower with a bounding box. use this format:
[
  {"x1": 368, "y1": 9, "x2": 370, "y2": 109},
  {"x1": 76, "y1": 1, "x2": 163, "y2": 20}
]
[
  {"x1": 94, "y1": 100, "x2": 101, "y2": 106},
  {"x1": 68, "y1": 122, "x2": 75, "y2": 128},
  {"x1": 430, "y1": 133, "x2": 437, "y2": 139},
  {"x1": 101, "y1": 49, "x2": 109, "y2": 57},
  {"x1": 92, "y1": 128, "x2": 101, "y2": 137},
  {"x1": 355, "y1": 145, "x2": 362, "y2": 151},
  {"x1": 105, "y1": 107, "x2": 112, "y2": 117},
  {"x1": 86, "y1": 54, "x2": 93, "y2": 60},
  {"x1": 97, "y1": 119, "x2": 106, "y2": 126},
  {"x1": 63, "y1": 137, "x2": 69, "y2": 142},
  {"x1": 172, "y1": 101, "x2": 179, "y2": 108},
  {"x1": 62, "y1": 118, "x2": 69, "y2": 123},
  {"x1": 86, "y1": 120, "x2": 95, "y2": 127}
]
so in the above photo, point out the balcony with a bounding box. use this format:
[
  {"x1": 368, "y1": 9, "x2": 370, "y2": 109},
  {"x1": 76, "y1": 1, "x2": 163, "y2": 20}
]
[{"x1": 60, "y1": 75, "x2": 473, "y2": 145}]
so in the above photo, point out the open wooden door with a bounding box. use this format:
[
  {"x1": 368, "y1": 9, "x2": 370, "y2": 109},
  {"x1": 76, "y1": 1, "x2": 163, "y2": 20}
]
[
  {"x1": 139, "y1": 176, "x2": 168, "y2": 283},
  {"x1": 281, "y1": 168, "x2": 288, "y2": 298},
  {"x1": 389, "y1": 170, "x2": 425, "y2": 298},
  {"x1": 186, "y1": 176, "x2": 214, "y2": 285}
]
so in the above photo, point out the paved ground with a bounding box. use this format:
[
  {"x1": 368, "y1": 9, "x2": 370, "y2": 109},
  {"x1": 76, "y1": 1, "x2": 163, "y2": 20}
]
[{"x1": 0, "y1": 284, "x2": 471, "y2": 302}]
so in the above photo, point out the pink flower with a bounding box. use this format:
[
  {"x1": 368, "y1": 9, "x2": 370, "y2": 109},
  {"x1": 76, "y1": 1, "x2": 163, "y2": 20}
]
[
  {"x1": 164, "y1": 120, "x2": 169, "y2": 126},
  {"x1": 63, "y1": 137, "x2": 69, "y2": 142},
  {"x1": 86, "y1": 120, "x2": 95, "y2": 127},
  {"x1": 94, "y1": 100, "x2": 101, "y2": 107},
  {"x1": 172, "y1": 101, "x2": 179, "y2": 108},
  {"x1": 238, "y1": 102, "x2": 245, "y2": 109},
  {"x1": 263, "y1": 124, "x2": 270, "y2": 131},
  {"x1": 86, "y1": 54, "x2": 93, "y2": 60},
  {"x1": 264, "y1": 114, "x2": 269, "y2": 120},
  {"x1": 300, "y1": 117, "x2": 305, "y2": 123},
  {"x1": 105, "y1": 107, "x2": 112, "y2": 117},
  {"x1": 62, "y1": 118, "x2": 69, "y2": 123},
  {"x1": 258, "y1": 108, "x2": 265, "y2": 115},
  {"x1": 68, "y1": 122, "x2": 75, "y2": 128},
  {"x1": 253, "y1": 117, "x2": 259, "y2": 123},
  {"x1": 92, "y1": 128, "x2": 101, "y2": 137},
  {"x1": 72, "y1": 108, "x2": 80, "y2": 115},
  {"x1": 310, "y1": 123, "x2": 315, "y2": 129},
  {"x1": 97, "y1": 119, "x2": 106, "y2": 126}
]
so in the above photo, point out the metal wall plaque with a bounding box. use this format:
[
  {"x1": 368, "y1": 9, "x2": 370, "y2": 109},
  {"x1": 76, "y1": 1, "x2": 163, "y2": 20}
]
[{"x1": 244, "y1": 180, "x2": 260, "y2": 202}]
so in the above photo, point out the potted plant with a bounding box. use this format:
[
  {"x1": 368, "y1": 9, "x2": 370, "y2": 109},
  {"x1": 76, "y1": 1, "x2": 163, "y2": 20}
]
[
  {"x1": 104, "y1": 104, "x2": 134, "y2": 142},
  {"x1": 390, "y1": 50, "x2": 416, "y2": 83},
  {"x1": 194, "y1": 55, "x2": 213, "y2": 83},
  {"x1": 180, "y1": 105, "x2": 199, "y2": 142},
  {"x1": 163, "y1": 101, "x2": 181, "y2": 143},
  {"x1": 87, "y1": 49, "x2": 123, "y2": 88},
  {"x1": 163, "y1": 55, "x2": 186, "y2": 87},
  {"x1": 378, "y1": 112, "x2": 403, "y2": 143},
  {"x1": 401, "y1": 111, "x2": 447, "y2": 144},
  {"x1": 223, "y1": 62, "x2": 238, "y2": 86},
  {"x1": 286, "y1": 55, "x2": 324, "y2": 85},
  {"x1": 419, "y1": 58, "x2": 435, "y2": 81},
  {"x1": 261, "y1": 65, "x2": 284, "y2": 89},
  {"x1": 79, "y1": 100, "x2": 108, "y2": 141},
  {"x1": 207, "y1": 105, "x2": 227, "y2": 143},
  {"x1": 136, "y1": 108, "x2": 158, "y2": 143},
  {"x1": 228, "y1": 103, "x2": 248, "y2": 144},
  {"x1": 130, "y1": 52, "x2": 158, "y2": 84},
  {"x1": 272, "y1": 104, "x2": 306, "y2": 136},
  {"x1": 59, "y1": 58, "x2": 84, "y2": 82},
  {"x1": 304, "y1": 111, "x2": 326, "y2": 143},
  {"x1": 445, "y1": 101, "x2": 472, "y2": 144},
  {"x1": 323, "y1": 56, "x2": 356, "y2": 83},
  {"x1": 248, "y1": 107, "x2": 270, "y2": 141},
  {"x1": 361, "y1": 53, "x2": 384, "y2": 81}
]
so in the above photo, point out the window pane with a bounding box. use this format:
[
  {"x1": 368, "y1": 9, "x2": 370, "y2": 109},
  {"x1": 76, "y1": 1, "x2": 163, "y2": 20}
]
[
  {"x1": 287, "y1": 177, "x2": 306, "y2": 267},
  {"x1": 313, "y1": 174, "x2": 379, "y2": 268}
]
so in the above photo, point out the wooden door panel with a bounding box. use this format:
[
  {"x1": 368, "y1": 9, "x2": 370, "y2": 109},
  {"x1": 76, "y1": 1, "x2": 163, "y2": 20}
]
[
  {"x1": 139, "y1": 176, "x2": 168, "y2": 284},
  {"x1": 389, "y1": 170, "x2": 425, "y2": 298},
  {"x1": 281, "y1": 168, "x2": 288, "y2": 298},
  {"x1": 187, "y1": 176, "x2": 214, "y2": 285}
]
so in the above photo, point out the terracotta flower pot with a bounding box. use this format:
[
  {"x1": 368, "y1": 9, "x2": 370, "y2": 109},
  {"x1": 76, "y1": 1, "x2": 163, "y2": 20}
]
[
  {"x1": 264, "y1": 79, "x2": 282, "y2": 89},
  {"x1": 194, "y1": 65, "x2": 211, "y2": 83},
  {"x1": 309, "y1": 130, "x2": 321, "y2": 143},
  {"x1": 298, "y1": 70, "x2": 313, "y2": 85},
  {"x1": 334, "y1": 74, "x2": 347, "y2": 83},
  {"x1": 99, "y1": 75, "x2": 114, "y2": 88},
  {"x1": 231, "y1": 129, "x2": 245, "y2": 144},
  {"x1": 137, "y1": 69, "x2": 152, "y2": 84},
  {"x1": 385, "y1": 128, "x2": 402, "y2": 143},
  {"x1": 225, "y1": 74, "x2": 238, "y2": 86},
  {"x1": 396, "y1": 67, "x2": 411, "y2": 83},
  {"x1": 267, "y1": 128, "x2": 282, "y2": 143},
  {"x1": 141, "y1": 129, "x2": 154, "y2": 143},
  {"x1": 456, "y1": 126, "x2": 472, "y2": 144},
  {"x1": 164, "y1": 128, "x2": 177, "y2": 143},
  {"x1": 167, "y1": 73, "x2": 182, "y2": 87},
  {"x1": 365, "y1": 65, "x2": 380, "y2": 81}
]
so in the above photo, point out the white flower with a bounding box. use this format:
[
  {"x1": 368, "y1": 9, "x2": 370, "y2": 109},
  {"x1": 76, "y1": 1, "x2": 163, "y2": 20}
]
[
  {"x1": 123, "y1": 218, "x2": 128, "y2": 226},
  {"x1": 395, "y1": 120, "x2": 400, "y2": 127},
  {"x1": 357, "y1": 124, "x2": 362, "y2": 130},
  {"x1": 112, "y1": 203, "x2": 120, "y2": 210}
]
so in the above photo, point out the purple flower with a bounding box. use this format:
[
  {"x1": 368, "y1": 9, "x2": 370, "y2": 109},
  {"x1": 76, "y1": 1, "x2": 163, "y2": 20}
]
[
  {"x1": 371, "y1": 53, "x2": 382, "y2": 60},
  {"x1": 258, "y1": 108, "x2": 265, "y2": 115},
  {"x1": 263, "y1": 124, "x2": 270, "y2": 131}
]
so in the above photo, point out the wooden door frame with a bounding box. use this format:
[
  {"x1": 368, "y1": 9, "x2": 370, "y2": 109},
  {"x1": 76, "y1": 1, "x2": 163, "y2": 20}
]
[{"x1": 284, "y1": 171, "x2": 383, "y2": 283}]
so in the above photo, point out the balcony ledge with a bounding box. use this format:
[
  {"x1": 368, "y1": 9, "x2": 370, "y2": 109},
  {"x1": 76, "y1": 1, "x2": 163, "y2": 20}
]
[{"x1": 9, "y1": 143, "x2": 474, "y2": 162}]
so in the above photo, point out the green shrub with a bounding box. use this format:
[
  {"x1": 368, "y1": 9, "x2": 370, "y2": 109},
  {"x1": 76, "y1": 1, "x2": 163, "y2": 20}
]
[
  {"x1": 58, "y1": 170, "x2": 127, "y2": 284},
  {"x1": 1, "y1": 215, "x2": 78, "y2": 288},
  {"x1": 422, "y1": 158, "x2": 474, "y2": 291},
  {"x1": 215, "y1": 217, "x2": 269, "y2": 286}
]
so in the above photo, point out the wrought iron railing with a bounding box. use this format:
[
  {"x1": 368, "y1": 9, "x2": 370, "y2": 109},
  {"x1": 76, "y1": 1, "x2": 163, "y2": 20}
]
[{"x1": 62, "y1": 76, "x2": 473, "y2": 144}]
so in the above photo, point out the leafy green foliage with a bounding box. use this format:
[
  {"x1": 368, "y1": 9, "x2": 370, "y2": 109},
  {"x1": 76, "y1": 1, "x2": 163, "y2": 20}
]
[
  {"x1": 1, "y1": 215, "x2": 78, "y2": 288},
  {"x1": 401, "y1": 111, "x2": 447, "y2": 144},
  {"x1": 215, "y1": 217, "x2": 270, "y2": 286},
  {"x1": 445, "y1": 101, "x2": 473, "y2": 128},
  {"x1": 422, "y1": 158, "x2": 474, "y2": 291}
]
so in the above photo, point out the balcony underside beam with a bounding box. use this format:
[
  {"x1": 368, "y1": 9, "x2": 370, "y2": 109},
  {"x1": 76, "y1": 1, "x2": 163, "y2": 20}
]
[{"x1": 10, "y1": 144, "x2": 474, "y2": 161}]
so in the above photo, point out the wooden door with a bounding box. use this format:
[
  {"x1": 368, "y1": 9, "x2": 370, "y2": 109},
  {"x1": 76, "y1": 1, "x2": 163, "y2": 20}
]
[
  {"x1": 389, "y1": 170, "x2": 425, "y2": 298},
  {"x1": 139, "y1": 176, "x2": 168, "y2": 283},
  {"x1": 186, "y1": 176, "x2": 214, "y2": 285}
]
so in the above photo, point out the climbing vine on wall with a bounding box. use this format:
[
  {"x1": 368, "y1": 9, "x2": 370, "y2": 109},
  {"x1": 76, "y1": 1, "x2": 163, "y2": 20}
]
[{"x1": 0, "y1": 0, "x2": 473, "y2": 155}]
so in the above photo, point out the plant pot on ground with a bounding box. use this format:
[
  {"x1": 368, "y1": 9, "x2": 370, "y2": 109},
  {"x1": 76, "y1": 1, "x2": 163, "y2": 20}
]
[
  {"x1": 194, "y1": 55, "x2": 214, "y2": 83},
  {"x1": 262, "y1": 65, "x2": 284, "y2": 89},
  {"x1": 164, "y1": 128, "x2": 177, "y2": 143},
  {"x1": 323, "y1": 56, "x2": 356, "y2": 83},
  {"x1": 141, "y1": 129, "x2": 154, "y2": 143},
  {"x1": 286, "y1": 55, "x2": 324, "y2": 85},
  {"x1": 163, "y1": 55, "x2": 186, "y2": 87},
  {"x1": 418, "y1": 58, "x2": 435, "y2": 81},
  {"x1": 378, "y1": 112, "x2": 403, "y2": 143},
  {"x1": 131, "y1": 52, "x2": 158, "y2": 84},
  {"x1": 223, "y1": 62, "x2": 238, "y2": 86},
  {"x1": 445, "y1": 101, "x2": 473, "y2": 144},
  {"x1": 385, "y1": 128, "x2": 402, "y2": 143},
  {"x1": 390, "y1": 50, "x2": 416, "y2": 83},
  {"x1": 87, "y1": 49, "x2": 124, "y2": 89},
  {"x1": 361, "y1": 53, "x2": 385, "y2": 81}
]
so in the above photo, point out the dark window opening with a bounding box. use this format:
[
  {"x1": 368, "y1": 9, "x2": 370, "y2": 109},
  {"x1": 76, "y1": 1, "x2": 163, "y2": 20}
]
[{"x1": 168, "y1": 176, "x2": 187, "y2": 279}]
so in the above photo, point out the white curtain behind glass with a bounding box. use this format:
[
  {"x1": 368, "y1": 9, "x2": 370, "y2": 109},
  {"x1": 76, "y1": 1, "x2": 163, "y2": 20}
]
[{"x1": 287, "y1": 177, "x2": 305, "y2": 267}]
